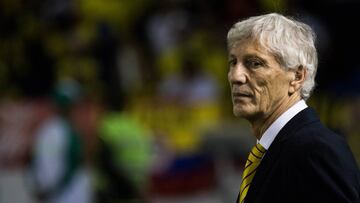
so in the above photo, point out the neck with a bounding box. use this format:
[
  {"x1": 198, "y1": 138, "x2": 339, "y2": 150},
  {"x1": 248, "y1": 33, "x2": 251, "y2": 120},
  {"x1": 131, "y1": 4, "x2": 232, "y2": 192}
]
[{"x1": 251, "y1": 95, "x2": 301, "y2": 140}]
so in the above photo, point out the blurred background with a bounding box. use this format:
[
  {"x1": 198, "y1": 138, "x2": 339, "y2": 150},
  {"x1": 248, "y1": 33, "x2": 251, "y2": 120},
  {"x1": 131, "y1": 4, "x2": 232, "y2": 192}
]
[{"x1": 0, "y1": 0, "x2": 359, "y2": 202}]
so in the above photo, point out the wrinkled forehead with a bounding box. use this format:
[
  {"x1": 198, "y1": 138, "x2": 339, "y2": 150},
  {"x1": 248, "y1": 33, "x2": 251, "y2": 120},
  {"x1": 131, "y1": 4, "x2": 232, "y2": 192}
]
[
  {"x1": 228, "y1": 38, "x2": 267, "y2": 56},
  {"x1": 228, "y1": 38, "x2": 283, "y2": 67}
]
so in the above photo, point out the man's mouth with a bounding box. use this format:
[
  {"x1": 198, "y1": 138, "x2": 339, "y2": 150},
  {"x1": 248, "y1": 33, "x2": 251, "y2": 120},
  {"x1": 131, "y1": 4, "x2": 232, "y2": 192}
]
[{"x1": 233, "y1": 92, "x2": 252, "y2": 97}]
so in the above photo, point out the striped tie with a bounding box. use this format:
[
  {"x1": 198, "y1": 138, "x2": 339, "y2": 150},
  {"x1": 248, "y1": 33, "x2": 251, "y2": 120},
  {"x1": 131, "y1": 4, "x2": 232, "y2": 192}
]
[{"x1": 239, "y1": 143, "x2": 266, "y2": 203}]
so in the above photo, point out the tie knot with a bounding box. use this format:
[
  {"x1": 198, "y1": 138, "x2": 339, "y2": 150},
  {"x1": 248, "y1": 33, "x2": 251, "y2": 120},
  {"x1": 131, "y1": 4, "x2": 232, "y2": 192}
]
[{"x1": 250, "y1": 143, "x2": 266, "y2": 161}]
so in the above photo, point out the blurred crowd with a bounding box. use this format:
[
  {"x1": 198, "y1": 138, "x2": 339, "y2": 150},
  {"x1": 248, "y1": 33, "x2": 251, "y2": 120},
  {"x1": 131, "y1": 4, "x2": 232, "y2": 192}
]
[{"x1": 0, "y1": 0, "x2": 360, "y2": 202}]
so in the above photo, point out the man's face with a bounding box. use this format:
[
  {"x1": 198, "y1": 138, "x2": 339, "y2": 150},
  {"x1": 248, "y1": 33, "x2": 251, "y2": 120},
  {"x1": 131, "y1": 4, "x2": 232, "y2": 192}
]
[{"x1": 228, "y1": 40, "x2": 293, "y2": 121}]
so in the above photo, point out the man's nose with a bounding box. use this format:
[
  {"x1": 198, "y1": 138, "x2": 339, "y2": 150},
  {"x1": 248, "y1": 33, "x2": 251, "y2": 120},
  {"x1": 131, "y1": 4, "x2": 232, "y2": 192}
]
[{"x1": 228, "y1": 64, "x2": 247, "y2": 84}]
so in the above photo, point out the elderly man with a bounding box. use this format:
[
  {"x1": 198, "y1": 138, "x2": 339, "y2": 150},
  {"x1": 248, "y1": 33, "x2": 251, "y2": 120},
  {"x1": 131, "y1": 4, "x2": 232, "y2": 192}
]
[{"x1": 227, "y1": 13, "x2": 360, "y2": 203}]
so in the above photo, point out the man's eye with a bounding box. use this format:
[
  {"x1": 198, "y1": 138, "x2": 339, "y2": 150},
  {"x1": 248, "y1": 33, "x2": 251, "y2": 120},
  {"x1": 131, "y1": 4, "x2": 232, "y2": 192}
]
[
  {"x1": 229, "y1": 58, "x2": 237, "y2": 67},
  {"x1": 246, "y1": 59, "x2": 263, "y2": 68}
]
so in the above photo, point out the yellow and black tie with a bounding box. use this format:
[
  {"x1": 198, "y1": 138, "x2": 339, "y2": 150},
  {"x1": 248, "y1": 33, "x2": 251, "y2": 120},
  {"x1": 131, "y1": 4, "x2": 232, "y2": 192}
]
[{"x1": 239, "y1": 143, "x2": 266, "y2": 203}]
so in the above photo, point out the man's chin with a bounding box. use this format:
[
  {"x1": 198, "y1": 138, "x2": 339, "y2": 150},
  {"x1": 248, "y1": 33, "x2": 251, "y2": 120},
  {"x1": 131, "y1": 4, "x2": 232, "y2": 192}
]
[{"x1": 233, "y1": 107, "x2": 253, "y2": 118}]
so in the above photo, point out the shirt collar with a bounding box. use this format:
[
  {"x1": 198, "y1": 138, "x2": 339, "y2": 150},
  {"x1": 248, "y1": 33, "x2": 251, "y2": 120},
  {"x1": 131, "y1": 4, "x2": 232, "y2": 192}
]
[{"x1": 258, "y1": 100, "x2": 307, "y2": 150}]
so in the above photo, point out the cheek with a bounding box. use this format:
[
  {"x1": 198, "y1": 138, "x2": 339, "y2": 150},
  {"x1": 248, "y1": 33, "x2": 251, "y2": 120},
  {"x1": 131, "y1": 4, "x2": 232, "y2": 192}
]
[
  {"x1": 253, "y1": 75, "x2": 282, "y2": 108},
  {"x1": 252, "y1": 76, "x2": 269, "y2": 100},
  {"x1": 259, "y1": 75, "x2": 290, "y2": 105},
  {"x1": 271, "y1": 75, "x2": 290, "y2": 94}
]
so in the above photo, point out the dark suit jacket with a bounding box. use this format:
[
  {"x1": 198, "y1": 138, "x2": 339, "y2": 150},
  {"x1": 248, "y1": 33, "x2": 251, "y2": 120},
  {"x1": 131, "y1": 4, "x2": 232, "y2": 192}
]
[{"x1": 238, "y1": 107, "x2": 360, "y2": 203}]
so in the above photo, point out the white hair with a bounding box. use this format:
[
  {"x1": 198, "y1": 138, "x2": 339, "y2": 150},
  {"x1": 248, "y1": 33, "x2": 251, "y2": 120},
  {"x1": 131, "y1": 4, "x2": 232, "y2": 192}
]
[{"x1": 227, "y1": 13, "x2": 318, "y2": 100}]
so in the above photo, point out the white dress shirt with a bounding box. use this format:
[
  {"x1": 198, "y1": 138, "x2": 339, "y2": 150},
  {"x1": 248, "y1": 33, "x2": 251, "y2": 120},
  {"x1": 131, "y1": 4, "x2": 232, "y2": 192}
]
[{"x1": 258, "y1": 100, "x2": 308, "y2": 150}]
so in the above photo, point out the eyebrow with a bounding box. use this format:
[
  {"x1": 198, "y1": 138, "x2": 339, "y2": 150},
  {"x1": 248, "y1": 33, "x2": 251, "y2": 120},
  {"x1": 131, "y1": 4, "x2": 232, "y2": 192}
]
[
  {"x1": 228, "y1": 53, "x2": 236, "y2": 59},
  {"x1": 243, "y1": 54, "x2": 268, "y2": 65},
  {"x1": 243, "y1": 53, "x2": 264, "y2": 60}
]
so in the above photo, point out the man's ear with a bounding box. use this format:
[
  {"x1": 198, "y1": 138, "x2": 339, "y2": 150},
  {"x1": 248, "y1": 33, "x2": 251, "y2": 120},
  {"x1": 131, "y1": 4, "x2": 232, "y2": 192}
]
[{"x1": 289, "y1": 65, "x2": 307, "y2": 94}]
